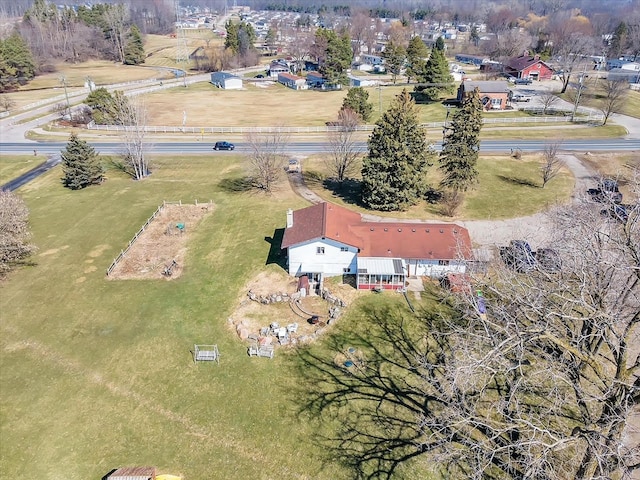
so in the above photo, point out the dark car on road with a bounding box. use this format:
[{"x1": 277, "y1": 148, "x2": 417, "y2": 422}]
[{"x1": 214, "y1": 141, "x2": 235, "y2": 151}]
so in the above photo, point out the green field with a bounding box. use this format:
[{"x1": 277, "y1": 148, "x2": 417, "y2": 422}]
[
  {"x1": 0, "y1": 155, "x2": 42, "y2": 184},
  {"x1": 301, "y1": 153, "x2": 574, "y2": 220},
  {"x1": 0, "y1": 152, "x2": 577, "y2": 479}
]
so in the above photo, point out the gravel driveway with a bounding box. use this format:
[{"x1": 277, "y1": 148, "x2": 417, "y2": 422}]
[{"x1": 461, "y1": 154, "x2": 596, "y2": 251}]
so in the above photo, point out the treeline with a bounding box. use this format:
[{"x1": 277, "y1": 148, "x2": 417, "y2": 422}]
[
  {"x1": 0, "y1": 0, "x2": 150, "y2": 92},
  {"x1": 19, "y1": 0, "x2": 145, "y2": 65}
]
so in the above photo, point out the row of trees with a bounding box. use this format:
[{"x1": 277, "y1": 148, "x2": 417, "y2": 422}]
[
  {"x1": 19, "y1": 0, "x2": 146, "y2": 65},
  {"x1": 0, "y1": 1, "x2": 147, "y2": 91},
  {"x1": 359, "y1": 87, "x2": 482, "y2": 212}
]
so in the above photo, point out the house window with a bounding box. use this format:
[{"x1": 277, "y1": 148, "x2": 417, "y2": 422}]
[
  {"x1": 340, "y1": 247, "x2": 349, "y2": 252},
  {"x1": 316, "y1": 247, "x2": 325, "y2": 255},
  {"x1": 491, "y1": 98, "x2": 502, "y2": 107},
  {"x1": 439, "y1": 260, "x2": 450, "y2": 266}
]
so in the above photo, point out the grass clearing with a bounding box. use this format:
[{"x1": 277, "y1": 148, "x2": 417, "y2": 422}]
[
  {"x1": 559, "y1": 79, "x2": 640, "y2": 120},
  {"x1": 0, "y1": 155, "x2": 43, "y2": 184},
  {"x1": 1, "y1": 155, "x2": 346, "y2": 480},
  {"x1": 301, "y1": 152, "x2": 574, "y2": 220}
]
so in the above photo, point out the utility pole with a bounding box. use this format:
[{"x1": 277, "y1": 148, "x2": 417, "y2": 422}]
[
  {"x1": 60, "y1": 75, "x2": 71, "y2": 119},
  {"x1": 571, "y1": 64, "x2": 587, "y2": 122}
]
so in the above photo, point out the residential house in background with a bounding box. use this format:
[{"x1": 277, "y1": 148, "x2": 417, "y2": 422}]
[
  {"x1": 457, "y1": 80, "x2": 510, "y2": 110},
  {"x1": 268, "y1": 61, "x2": 290, "y2": 78},
  {"x1": 281, "y1": 202, "x2": 473, "y2": 292},
  {"x1": 278, "y1": 72, "x2": 308, "y2": 90},
  {"x1": 210, "y1": 71, "x2": 243, "y2": 90},
  {"x1": 504, "y1": 53, "x2": 553, "y2": 81},
  {"x1": 306, "y1": 71, "x2": 327, "y2": 89}
]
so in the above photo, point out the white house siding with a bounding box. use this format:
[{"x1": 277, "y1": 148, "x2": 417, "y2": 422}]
[
  {"x1": 287, "y1": 239, "x2": 357, "y2": 277},
  {"x1": 406, "y1": 259, "x2": 467, "y2": 277}
]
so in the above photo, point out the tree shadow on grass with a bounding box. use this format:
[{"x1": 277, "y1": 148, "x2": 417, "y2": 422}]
[
  {"x1": 218, "y1": 176, "x2": 254, "y2": 193},
  {"x1": 497, "y1": 175, "x2": 540, "y2": 188},
  {"x1": 323, "y1": 178, "x2": 363, "y2": 207},
  {"x1": 264, "y1": 228, "x2": 286, "y2": 269},
  {"x1": 289, "y1": 300, "x2": 454, "y2": 479}
]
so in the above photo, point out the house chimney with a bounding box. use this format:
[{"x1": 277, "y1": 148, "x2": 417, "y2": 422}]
[{"x1": 286, "y1": 209, "x2": 293, "y2": 228}]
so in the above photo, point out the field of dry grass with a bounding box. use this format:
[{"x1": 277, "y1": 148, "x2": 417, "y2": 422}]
[{"x1": 144, "y1": 81, "x2": 350, "y2": 126}]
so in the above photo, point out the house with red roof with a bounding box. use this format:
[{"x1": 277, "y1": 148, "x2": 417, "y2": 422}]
[
  {"x1": 504, "y1": 53, "x2": 553, "y2": 81},
  {"x1": 281, "y1": 202, "x2": 473, "y2": 292}
]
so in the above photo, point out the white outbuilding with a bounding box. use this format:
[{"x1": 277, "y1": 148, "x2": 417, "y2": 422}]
[{"x1": 210, "y1": 71, "x2": 243, "y2": 90}]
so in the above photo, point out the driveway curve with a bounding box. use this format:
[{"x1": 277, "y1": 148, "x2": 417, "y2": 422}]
[{"x1": 288, "y1": 153, "x2": 597, "y2": 250}]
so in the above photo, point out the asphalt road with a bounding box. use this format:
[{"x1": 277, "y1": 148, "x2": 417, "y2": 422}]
[{"x1": 2, "y1": 138, "x2": 640, "y2": 157}]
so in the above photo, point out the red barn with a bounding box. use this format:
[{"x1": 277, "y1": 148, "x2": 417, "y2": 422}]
[{"x1": 505, "y1": 53, "x2": 554, "y2": 81}]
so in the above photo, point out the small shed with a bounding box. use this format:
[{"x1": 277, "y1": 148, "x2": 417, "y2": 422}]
[
  {"x1": 348, "y1": 75, "x2": 379, "y2": 87},
  {"x1": 107, "y1": 467, "x2": 156, "y2": 480},
  {"x1": 210, "y1": 71, "x2": 243, "y2": 90},
  {"x1": 306, "y1": 71, "x2": 326, "y2": 88}
]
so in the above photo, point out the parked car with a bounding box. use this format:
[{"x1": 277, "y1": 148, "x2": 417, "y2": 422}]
[
  {"x1": 515, "y1": 77, "x2": 533, "y2": 85},
  {"x1": 511, "y1": 93, "x2": 531, "y2": 102},
  {"x1": 213, "y1": 141, "x2": 234, "y2": 151},
  {"x1": 287, "y1": 158, "x2": 300, "y2": 173},
  {"x1": 601, "y1": 204, "x2": 630, "y2": 223},
  {"x1": 535, "y1": 248, "x2": 562, "y2": 272},
  {"x1": 500, "y1": 240, "x2": 536, "y2": 272},
  {"x1": 588, "y1": 178, "x2": 622, "y2": 204}
]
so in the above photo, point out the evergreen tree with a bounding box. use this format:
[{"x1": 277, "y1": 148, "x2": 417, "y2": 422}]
[
  {"x1": 439, "y1": 88, "x2": 483, "y2": 192},
  {"x1": 313, "y1": 28, "x2": 352, "y2": 85},
  {"x1": 361, "y1": 89, "x2": 433, "y2": 211},
  {"x1": 123, "y1": 24, "x2": 145, "y2": 65},
  {"x1": 382, "y1": 40, "x2": 406, "y2": 84},
  {"x1": 224, "y1": 21, "x2": 256, "y2": 56},
  {"x1": 341, "y1": 87, "x2": 373, "y2": 122},
  {"x1": 405, "y1": 36, "x2": 429, "y2": 83},
  {"x1": 61, "y1": 133, "x2": 104, "y2": 190},
  {"x1": 415, "y1": 44, "x2": 453, "y2": 101},
  {"x1": 0, "y1": 32, "x2": 36, "y2": 91},
  {"x1": 86, "y1": 87, "x2": 118, "y2": 124}
]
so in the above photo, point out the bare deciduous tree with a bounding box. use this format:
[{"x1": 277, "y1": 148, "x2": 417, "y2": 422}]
[
  {"x1": 113, "y1": 93, "x2": 150, "y2": 180},
  {"x1": 600, "y1": 79, "x2": 628, "y2": 126},
  {"x1": 298, "y1": 180, "x2": 639, "y2": 479},
  {"x1": 0, "y1": 95, "x2": 16, "y2": 112},
  {"x1": 0, "y1": 190, "x2": 36, "y2": 277},
  {"x1": 540, "y1": 141, "x2": 565, "y2": 187},
  {"x1": 325, "y1": 108, "x2": 361, "y2": 183},
  {"x1": 246, "y1": 128, "x2": 289, "y2": 193},
  {"x1": 539, "y1": 91, "x2": 560, "y2": 114}
]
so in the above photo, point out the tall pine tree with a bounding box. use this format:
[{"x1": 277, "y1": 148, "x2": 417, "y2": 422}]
[
  {"x1": 61, "y1": 133, "x2": 104, "y2": 189},
  {"x1": 123, "y1": 24, "x2": 145, "y2": 65},
  {"x1": 361, "y1": 89, "x2": 433, "y2": 211},
  {"x1": 405, "y1": 36, "x2": 429, "y2": 83},
  {"x1": 416, "y1": 41, "x2": 453, "y2": 101},
  {"x1": 341, "y1": 86, "x2": 373, "y2": 122},
  {"x1": 439, "y1": 88, "x2": 483, "y2": 192}
]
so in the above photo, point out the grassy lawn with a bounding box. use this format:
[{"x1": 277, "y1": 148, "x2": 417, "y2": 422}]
[
  {"x1": 1, "y1": 156, "x2": 346, "y2": 480},
  {"x1": 301, "y1": 153, "x2": 574, "y2": 220},
  {"x1": 144, "y1": 32, "x2": 223, "y2": 70},
  {"x1": 559, "y1": 79, "x2": 640, "y2": 119},
  {"x1": 0, "y1": 155, "x2": 43, "y2": 184}
]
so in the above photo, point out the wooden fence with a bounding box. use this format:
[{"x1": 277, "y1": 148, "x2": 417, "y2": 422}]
[{"x1": 105, "y1": 200, "x2": 181, "y2": 276}]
